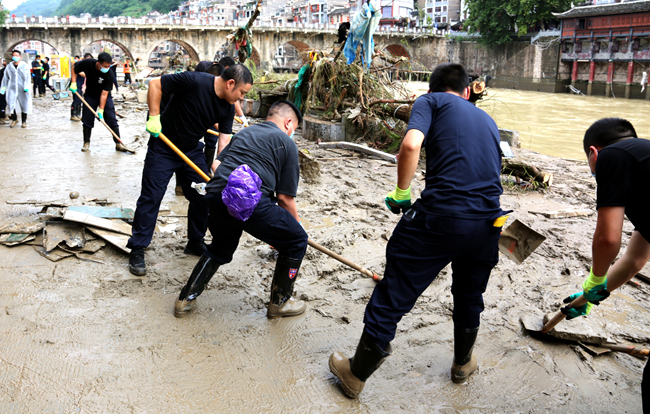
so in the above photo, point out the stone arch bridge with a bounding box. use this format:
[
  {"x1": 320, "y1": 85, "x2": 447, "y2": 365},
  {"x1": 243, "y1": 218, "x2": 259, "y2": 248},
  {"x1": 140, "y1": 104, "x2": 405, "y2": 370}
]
[{"x1": 1, "y1": 23, "x2": 438, "y2": 71}]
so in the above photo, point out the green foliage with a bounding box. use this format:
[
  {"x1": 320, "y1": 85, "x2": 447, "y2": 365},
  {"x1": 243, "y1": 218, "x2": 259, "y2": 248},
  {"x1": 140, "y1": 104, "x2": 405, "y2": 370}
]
[
  {"x1": 11, "y1": 0, "x2": 60, "y2": 17},
  {"x1": 464, "y1": 0, "x2": 572, "y2": 46},
  {"x1": 1, "y1": 1, "x2": 9, "y2": 27},
  {"x1": 54, "y1": 0, "x2": 178, "y2": 17}
]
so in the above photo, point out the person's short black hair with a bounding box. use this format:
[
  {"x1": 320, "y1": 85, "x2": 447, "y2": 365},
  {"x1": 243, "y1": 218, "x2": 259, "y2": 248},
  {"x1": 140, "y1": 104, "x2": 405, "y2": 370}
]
[
  {"x1": 44, "y1": 57, "x2": 49, "y2": 61},
  {"x1": 35, "y1": 54, "x2": 40, "y2": 58},
  {"x1": 267, "y1": 100, "x2": 303, "y2": 125},
  {"x1": 84, "y1": 53, "x2": 93, "y2": 59},
  {"x1": 74, "y1": 55, "x2": 80, "y2": 59},
  {"x1": 218, "y1": 56, "x2": 236, "y2": 67},
  {"x1": 194, "y1": 60, "x2": 213, "y2": 72},
  {"x1": 98, "y1": 52, "x2": 112, "y2": 64},
  {"x1": 11, "y1": 50, "x2": 21, "y2": 56},
  {"x1": 583, "y1": 118, "x2": 637, "y2": 154},
  {"x1": 206, "y1": 63, "x2": 225, "y2": 76},
  {"x1": 428, "y1": 63, "x2": 469, "y2": 95},
  {"x1": 221, "y1": 64, "x2": 253, "y2": 87}
]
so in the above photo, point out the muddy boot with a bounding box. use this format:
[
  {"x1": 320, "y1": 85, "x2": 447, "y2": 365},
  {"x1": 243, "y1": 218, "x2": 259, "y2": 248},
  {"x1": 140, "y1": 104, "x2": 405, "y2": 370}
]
[
  {"x1": 74, "y1": 103, "x2": 82, "y2": 121},
  {"x1": 82, "y1": 126, "x2": 92, "y2": 152},
  {"x1": 0, "y1": 117, "x2": 7, "y2": 125},
  {"x1": 174, "y1": 254, "x2": 220, "y2": 318},
  {"x1": 267, "y1": 256, "x2": 306, "y2": 318},
  {"x1": 10, "y1": 119, "x2": 17, "y2": 128},
  {"x1": 329, "y1": 331, "x2": 392, "y2": 398},
  {"x1": 174, "y1": 175, "x2": 184, "y2": 196},
  {"x1": 451, "y1": 325, "x2": 479, "y2": 383},
  {"x1": 129, "y1": 247, "x2": 146, "y2": 276},
  {"x1": 184, "y1": 239, "x2": 207, "y2": 256},
  {"x1": 70, "y1": 106, "x2": 76, "y2": 121}
]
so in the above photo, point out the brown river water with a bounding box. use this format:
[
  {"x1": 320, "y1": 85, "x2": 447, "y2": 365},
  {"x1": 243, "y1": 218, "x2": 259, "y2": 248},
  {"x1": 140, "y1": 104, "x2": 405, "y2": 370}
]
[{"x1": 407, "y1": 82, "x2": 650, "y2": 160}]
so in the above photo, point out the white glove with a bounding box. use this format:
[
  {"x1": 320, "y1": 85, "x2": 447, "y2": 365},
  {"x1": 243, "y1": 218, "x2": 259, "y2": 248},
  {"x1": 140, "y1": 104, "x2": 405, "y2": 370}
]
[{"x1": 240, "y1": 115, "x2": 249, "y2": 127}]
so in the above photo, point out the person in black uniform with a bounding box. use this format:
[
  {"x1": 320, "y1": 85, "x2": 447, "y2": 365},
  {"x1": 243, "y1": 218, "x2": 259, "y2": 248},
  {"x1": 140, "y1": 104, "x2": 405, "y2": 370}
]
[
  {"x1": 329, "y1": 63, "x2": 506, "y2": 398},
  {"x1": 553, "y1": 118, "x2": 650, "y2": 411},
  {"x1": 173, "y1": 100, "x2": 307, "y2": 320},
  {"x1": 42, "y1": 57, "x2": 55, "y2": 93},
  {"x1": 70, "y1": 55, "x2": 85, "y2": 122},
  {"x1": 127, "y1": 64, "x2": 253, "y2": 276},
  {"x1": 70, "y1": 52, "x2": 128, "y2": 152},
  {"x1": 31, "y1": 54, "x2": 45, "y2": 98}
]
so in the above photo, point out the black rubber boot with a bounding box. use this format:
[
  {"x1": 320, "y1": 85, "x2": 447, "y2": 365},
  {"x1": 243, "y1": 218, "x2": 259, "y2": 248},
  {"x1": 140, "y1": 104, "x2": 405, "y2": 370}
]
[
  {"x1": 267, "y1": 255, "x2": 306, "y2": 318},
  {"x1": 329, "y1": 331, "x2": 392, "y2": 398},
  {"x1": 174, "y1": 254, "x2": 220, "y2": 317},
  {"x1": 451, "y1": 325, "x2": 479, "y2": 383},
  {"x1": 75, "y1": 103, "x2": 83, "y2": 119},
  {"x1": 82, "y1": 126, "x2": 92, "y2": 151},
  {"x1": 204, "y1": 147, "x2": 216, "y2": 169},
  {"x1": 129, "y1": 247, "x2": 146, "y2": 276},
  {"x1": 184, "y1": 239, "x2": 207, "y2": 256}
]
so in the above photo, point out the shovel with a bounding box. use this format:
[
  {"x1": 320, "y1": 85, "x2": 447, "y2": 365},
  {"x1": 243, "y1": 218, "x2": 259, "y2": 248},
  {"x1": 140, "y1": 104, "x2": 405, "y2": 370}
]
[
  {"x1": 156, "y1": 131, "x2": 382, "y2": 281},
  {"x1": 498, "y1": 219, "x2": 546, "y2": 264},
  {"x1": 74, "y1": 91, "x2": 135, "y2": 153}
]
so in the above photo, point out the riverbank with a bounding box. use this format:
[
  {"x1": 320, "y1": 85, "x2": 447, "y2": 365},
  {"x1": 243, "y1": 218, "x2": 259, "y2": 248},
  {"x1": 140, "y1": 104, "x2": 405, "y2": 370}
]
[{"x1": 0, "y1": 96, "x2": 648, "y2": 412}]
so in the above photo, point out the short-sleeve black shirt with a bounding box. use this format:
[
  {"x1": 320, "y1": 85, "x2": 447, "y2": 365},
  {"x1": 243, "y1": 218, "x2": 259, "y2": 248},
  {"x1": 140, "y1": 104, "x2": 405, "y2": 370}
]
[
  {"x1": 207, "y1": 121, "x2": 299, "y2": 199},
  {"x1": 160, "y1": 71, "x2": 234, "y2": 152},
  {"x1": 406, "y1": 93, "x2": 503, "y2": 219},
  {"x1": 74, "y1": 59, "x2": 113, "y2": 99},
  {"x1": 596, "y1": 138, "x2": 650, "y2": 242},
  {"x1": 31, "y1": 60, "x2": 42, "y2": 77}
]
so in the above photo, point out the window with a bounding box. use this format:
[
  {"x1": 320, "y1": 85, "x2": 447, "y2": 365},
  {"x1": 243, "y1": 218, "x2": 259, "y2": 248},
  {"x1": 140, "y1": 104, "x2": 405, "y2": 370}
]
[
  {"x1": 435, "y1": 16, "x2": 440, "y2": 22},
  {"x1": 435, "y1": 6, "x2": 441, "y2": 12},
  {"x1": 442, "y1": 6, "x2": 446, "y2": 11},
  {"x1": 442, "y1": 16, "x2": 446, "y2": 22}
]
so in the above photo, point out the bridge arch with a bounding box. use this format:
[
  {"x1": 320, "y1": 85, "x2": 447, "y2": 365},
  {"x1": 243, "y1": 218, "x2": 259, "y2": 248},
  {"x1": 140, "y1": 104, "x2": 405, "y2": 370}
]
[
  {"x1": 273, "y1": 40, "x2": 311, "y2": 72},
  {"x1": 81, "y1": 39, "x2": 134, "y2": 61},
  {"x1": 5, "y1": 39, "x2": 63, "y2": 56},
  {"x1": 145, "y1": 39, "x2": 201, "y2": 69},
  {"x1": 382, "y1": 43, "x2": 410, "y2": 59}
]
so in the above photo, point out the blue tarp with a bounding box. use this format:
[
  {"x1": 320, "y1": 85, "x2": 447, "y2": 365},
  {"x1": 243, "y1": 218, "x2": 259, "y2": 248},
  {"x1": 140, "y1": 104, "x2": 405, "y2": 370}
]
[{"x1": 343, "y1": 0, "x2": 381, "y2": 68}]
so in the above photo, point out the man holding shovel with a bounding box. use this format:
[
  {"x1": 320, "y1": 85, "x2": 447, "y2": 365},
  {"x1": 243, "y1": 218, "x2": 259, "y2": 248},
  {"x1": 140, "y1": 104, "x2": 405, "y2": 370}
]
[
  {"x1": 329, "y1": 63, "x2": 506, "y2": 398},
  {"x1": 70, "y1": 52, "x2": 128, "y2": 152},
  {"x1": 173, "y1": 100, "x2": 307, "y2": 320},
  {"x1": 560, "y1": 118, "x2": 650, "y2": 410},
  {"x1": 127, "y1": 64, "x2": 252, "y2": 276}
]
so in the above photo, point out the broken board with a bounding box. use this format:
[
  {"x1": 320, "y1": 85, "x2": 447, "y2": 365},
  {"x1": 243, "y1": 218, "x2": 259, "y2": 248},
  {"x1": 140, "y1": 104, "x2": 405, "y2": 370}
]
[
  {"x1": 64, "y1": 210, "x2": 132, "y2": 236},
  {"x1": 318, "y1": 142, "x2": 397, "y2": 163},
  {"x1": 527, "y1": 201, "x2": 593, "y2": 219},
  {"x1": 43, "y1": 221, "x2": 86, "y2": 252},
  {"x1": 67, "y1": 206, "x2": 134, "y2": 220},
  {"x1": 33, "y1": 246, "x2": 74, "y2": 262},
  {"x1": 85, "y1": 225, "x2": 130, "y2": 254}
]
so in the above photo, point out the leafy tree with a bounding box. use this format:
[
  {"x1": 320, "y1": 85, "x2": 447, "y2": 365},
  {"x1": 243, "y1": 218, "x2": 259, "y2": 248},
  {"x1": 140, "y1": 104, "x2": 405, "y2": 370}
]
[
  {"x1": 150, "y1": 0, "x2": 180, "y2": 14},
  {"x1": 1, "y1": 0, "x2": 9, "y2": 27},
  {"x1": 464, "y1": 0, "x2": 572, "y2": 46},
  {"x1": 11, "y1": 0, "x2": 61, "y2": 17}
]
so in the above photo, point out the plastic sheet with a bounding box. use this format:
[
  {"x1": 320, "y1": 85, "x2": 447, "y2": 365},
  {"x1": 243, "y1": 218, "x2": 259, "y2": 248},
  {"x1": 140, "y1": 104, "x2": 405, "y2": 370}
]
[{"x1": 221, "y1": 164, "x2": 262, "y2": 221}]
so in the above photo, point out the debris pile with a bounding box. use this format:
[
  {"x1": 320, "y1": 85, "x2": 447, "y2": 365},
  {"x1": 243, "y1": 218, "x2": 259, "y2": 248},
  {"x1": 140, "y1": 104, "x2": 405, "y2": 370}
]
[{"x1": 0, "y1": 203, "x2": 132, "y2": 263}]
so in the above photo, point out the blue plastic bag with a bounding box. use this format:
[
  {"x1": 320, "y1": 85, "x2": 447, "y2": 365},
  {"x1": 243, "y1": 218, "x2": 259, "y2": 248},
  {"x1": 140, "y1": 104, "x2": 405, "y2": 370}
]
[{"x1": 221, "y1": 164, "x2": 262, "y2": 221}]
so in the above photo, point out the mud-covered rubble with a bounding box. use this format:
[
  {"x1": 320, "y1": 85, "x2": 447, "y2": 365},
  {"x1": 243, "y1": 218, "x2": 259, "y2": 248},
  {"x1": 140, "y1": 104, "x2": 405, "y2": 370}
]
[{"x1": 0, "y1": 96, "x2": 648, "y2": 412}]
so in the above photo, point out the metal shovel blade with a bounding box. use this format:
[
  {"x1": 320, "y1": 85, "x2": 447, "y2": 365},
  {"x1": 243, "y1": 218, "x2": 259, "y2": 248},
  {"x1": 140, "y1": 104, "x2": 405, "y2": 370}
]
[{"x1": 498, "y1": 219, "x2": 546, "y2": 264}]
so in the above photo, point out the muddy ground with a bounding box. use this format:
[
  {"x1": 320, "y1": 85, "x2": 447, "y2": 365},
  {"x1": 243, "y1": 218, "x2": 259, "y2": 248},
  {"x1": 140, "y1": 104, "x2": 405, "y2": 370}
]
[{"x1": 1, "y1": 95, "x2": 649, "y2": 413}]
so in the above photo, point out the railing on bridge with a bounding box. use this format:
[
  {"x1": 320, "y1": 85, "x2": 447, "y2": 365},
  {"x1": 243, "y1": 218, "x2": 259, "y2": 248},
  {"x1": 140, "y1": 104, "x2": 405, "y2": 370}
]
[{"x1": 3, "y1": 15, "x2": 452, "y2": 35}]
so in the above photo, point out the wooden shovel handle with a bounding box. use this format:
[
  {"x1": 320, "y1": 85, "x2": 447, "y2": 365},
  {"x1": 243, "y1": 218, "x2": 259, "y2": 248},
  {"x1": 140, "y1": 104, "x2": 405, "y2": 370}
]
[
  {"x1": 540, "y1": 294, "x2": 589, "y2": 334},
  {"x1": 599, "y1": 344, "x2": 650, "y2": 356},
  {"x1": 74, "y1": 91, "x2": 125, "y2": 145}
]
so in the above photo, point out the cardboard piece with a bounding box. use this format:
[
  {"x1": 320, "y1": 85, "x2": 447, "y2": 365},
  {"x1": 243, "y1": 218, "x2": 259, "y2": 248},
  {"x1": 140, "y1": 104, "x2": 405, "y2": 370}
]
[
  {"x1": 84, "y1": 226, "x2": 131, "y2": 254},
  {"x1": 33, "y1": 246, "x2": 74, "y2": 262},
  {"x1": 43, "y1": 222, "x2": 86, "y2": 252},
  {"x1": 64, "y1": 210, "x2": 132, "y2": 236},
  {"x1": 67, "y1": 206, "x2": 134, "y2": 220},
  {"x1": 0, "y1": 221, "x2": 45, "y2": 234}
]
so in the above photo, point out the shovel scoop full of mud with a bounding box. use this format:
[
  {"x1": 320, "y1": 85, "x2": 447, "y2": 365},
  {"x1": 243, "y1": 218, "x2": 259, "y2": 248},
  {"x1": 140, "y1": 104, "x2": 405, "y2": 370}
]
[
  {"x1": 520, "y1": 313, "x2": 610, "y2": 345},
  {"x1": 498, "y1": 219, "x2": 546, "y2": 264}
]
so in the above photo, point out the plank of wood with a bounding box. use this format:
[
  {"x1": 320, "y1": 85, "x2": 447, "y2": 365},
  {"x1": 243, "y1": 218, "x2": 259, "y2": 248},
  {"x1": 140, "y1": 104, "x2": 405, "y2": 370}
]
[
  {"x1": 84, "y1": 226, "x2": 131, "y2": 255},
  {"x1": 67, "y1": 206, "x2": 134, "y2": 219},
  {"x1": 317, "y1": 142, "x2": 397, "y2": 163},
  {"x1": 64, "y1": 210, "x2": 132, "y2": 236}
]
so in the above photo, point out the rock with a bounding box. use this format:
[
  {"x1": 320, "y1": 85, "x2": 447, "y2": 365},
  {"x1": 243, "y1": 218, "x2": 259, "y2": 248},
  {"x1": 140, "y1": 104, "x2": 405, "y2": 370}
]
[{"x1": 69, "y1": 191, "x2": 79, "y2": 199}]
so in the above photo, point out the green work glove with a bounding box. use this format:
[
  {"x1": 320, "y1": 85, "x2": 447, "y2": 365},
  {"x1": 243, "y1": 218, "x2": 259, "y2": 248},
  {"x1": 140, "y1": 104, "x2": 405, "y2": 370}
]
[
  {"x1": 70, "y1": 82, "x2": 77, "y2": 94},
  {"x1": 0, "y1": 87, "x2": 5, "y2": 95},
  {"x1": 146, "y1": 114, "x2": 161, "y2": 138},
  {"x1": 582, "y1": 268, "x2": 609, "y2": 305},
  {"x1": 42, "y1": 75, "x2": 47, "y2": 80},
  {"x1": 385, "y1": 185, "x2": 412, "y2": 214},
  {"x1": 23, "y1": 88, "x2": 29, "y2": 92},
  {"x1": 97, "y1": 108, "x2": 104, "y2": 120},
  {"x1": 560, "y1": 292, "x2": 594, "y2": 320}
]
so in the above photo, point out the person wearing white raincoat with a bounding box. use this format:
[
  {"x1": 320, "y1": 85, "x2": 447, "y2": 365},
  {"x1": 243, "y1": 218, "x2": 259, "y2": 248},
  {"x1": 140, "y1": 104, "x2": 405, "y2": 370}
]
[{"x1": 0, "y1": 50, "x2": 32, "y2": 128}]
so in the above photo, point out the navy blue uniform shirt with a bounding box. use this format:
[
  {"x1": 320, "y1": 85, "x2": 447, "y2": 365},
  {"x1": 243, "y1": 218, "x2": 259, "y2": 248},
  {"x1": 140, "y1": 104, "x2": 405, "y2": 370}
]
[{"x1": 407, "y1": 92, "x2": 502, "y2": 219}]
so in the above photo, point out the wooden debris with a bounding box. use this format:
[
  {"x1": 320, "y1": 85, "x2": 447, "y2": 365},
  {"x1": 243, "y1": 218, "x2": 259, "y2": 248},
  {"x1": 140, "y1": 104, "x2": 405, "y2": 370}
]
[
  {"x1": 318, "y1": 142, "x2": 397, "y2": 163},
  {"x1": 0, "y1": 221, "x2": 45, "y2": 234},
  {"x1": 85, "y1": 226, "x2": 130, "y2": 254},
  {"x1": 34, "y1": 246, "x2": 74, "y2": 262},
  {"x1": 67, "y1": 206, "x2": 134, "y2": 220},
  {"x1": 43, "y1": 222, "x2": 86, "y2": 252},
  {"x1": 64, "y1": 210, "x2": 132, "y2": 236},
  {"x1": 502, "y1": 159, "x2": 554, "y2": 187},
  {"x1": 0, "y1": 233, "x2": 35, "y2": 246}
]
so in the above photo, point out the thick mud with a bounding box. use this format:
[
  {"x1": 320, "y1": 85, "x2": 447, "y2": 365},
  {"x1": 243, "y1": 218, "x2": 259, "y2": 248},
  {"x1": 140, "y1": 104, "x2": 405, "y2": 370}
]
[{"x1": 1, "y1": 96, "x2": 649, "y2": 413}]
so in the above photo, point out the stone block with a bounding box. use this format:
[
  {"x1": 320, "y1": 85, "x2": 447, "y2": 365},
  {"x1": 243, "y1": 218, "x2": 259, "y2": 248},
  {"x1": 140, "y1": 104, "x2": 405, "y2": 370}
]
[
  {"x1": 302, "y1": 116, "x2": 343, "y2": 142},
  {"x1": 136, "y1": 89, "x2": 148, "y2": 103}
]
